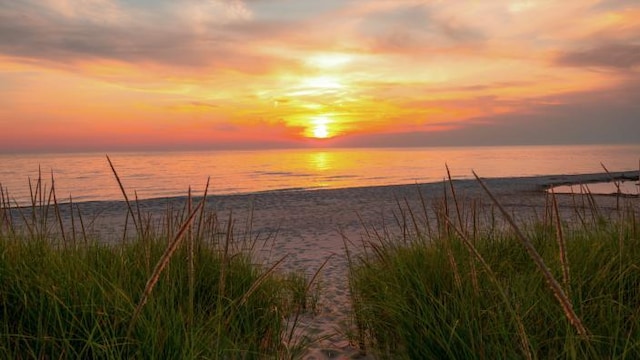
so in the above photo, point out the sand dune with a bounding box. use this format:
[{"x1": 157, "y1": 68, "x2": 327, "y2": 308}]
[{"x1": 5, "y1": 171, "x2": 638, "y2": 359}]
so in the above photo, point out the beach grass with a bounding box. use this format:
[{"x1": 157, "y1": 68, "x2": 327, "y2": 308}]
[
  {"x1": 0, "y1": 171, "x2": 315, "y2": 359},
  {"x1": 2, "y1": 163, "x2": 638, "y2": 359},
  {"x1": 347, "y1": 178, "x2": 640, "y2": 359}
]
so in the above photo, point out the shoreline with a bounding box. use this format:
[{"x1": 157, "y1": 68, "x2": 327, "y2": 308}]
[
  {"x1": 6, "y1": 169, "x2": 636, "y2": 210},
  {"x1": 3, "y1": 170, "x2": 638, "y2": 359}
]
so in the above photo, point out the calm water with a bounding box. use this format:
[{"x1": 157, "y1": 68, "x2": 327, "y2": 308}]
[
  {"x1": 1, "y1": 145, "x2": 638, "y2": 205},
  {"x1": 551, "y1": 180, "x2": 640, "y2": 195}
]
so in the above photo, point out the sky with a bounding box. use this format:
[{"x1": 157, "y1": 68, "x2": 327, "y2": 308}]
[{"x1": 1, "y1": 0, "x2": 639, "y2": 152}]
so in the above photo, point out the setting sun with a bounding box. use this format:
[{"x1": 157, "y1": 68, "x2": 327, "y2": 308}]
[
  {"x1": 309, "y1": 116, "x2": 332, "y2": 139},
  {"x1": 313, "y1": 123, "x2": 329, "y2": 138},
  {"x1": 1, "y1": 1, "x2": 638, "y2": 152}
]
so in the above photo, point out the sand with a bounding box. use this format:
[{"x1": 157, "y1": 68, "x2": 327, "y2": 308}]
[{"x1": 5, "y1": 170, "x2": 638, "y2": 359}]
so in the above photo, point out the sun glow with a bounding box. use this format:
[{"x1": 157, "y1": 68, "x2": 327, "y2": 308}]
[
  {"x1": 313, "y1": 123, "x2": 329, "y2": 138},
  {"x1": 309, "y1": 116, "x2": 331, "y2": 139},
  {"x1": 307, "y1": 53, "x2": 352, "y2": 69},
  {"x1": 302, "y1": 76, "x2": 343, "y2": 90}
]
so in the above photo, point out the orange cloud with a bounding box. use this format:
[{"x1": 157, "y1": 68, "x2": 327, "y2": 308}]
[{"x1": 1, "y1": 0, "x2": 639, "y2": 151}]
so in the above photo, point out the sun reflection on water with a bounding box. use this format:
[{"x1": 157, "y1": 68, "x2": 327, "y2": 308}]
[{"x1": 310, "y1": 151, "x2": 331, "y2": 171}]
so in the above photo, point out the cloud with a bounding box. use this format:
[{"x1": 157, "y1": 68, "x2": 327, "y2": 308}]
[
  {"x1": 333, "y1": 78, "x2": 640, "y2": 147},
  {"x1": 555, "y1": 43, "x2": 640, "y2": 69},
  {"x1": 189, "y1": 101, "x2": 220, "y2": 109},
  {"x1": 355, "y1": 3, "x2": 485, "y2": 54},
  {"x1": 592, "y1": 0, "x2": 639, "y2": 11},
  {"x1": 2, "y1": 0, "x2": 640, "y2": 152},
  {"x1": 0, "y1": 0, "x2": 296, "y2": 74}
]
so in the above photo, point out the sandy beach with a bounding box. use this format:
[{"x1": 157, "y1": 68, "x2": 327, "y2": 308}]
[{"x1": 7, "y1": 170, "x2": 638, "y2": 359}]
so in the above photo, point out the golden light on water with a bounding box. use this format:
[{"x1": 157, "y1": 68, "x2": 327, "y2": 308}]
[{"x1": 310, "y1": 151, "x2": 330, "y2": 171}]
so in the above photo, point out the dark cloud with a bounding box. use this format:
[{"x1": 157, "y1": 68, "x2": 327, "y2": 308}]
[
  {"x1": 592, "y1": 0, "x2": 639, "y2": 11},
  {"x1": 0, "y1": 8, "x2": 198, "y2": 65},
  {"x1": 454, "y1": 81, "x2": 535, "y2": 92},
  {"x1": 335, "y1": 79, "x2": 640, "y2": 147},
  {"x1": 212, "y1": 122, "x2": 240, "y2": 132},
  {"x1": 358, "y1": 4, "x2": 485, "y2": 53},
  {"x1": 189, "y1": 101, "x2": 220, "y2": 109},
  {"x1": 556, "y1": 43, "x2": 640, "y2": 69},
  {"x1": 0, "y1": 1, "x2": 300, "y2": 73},
  {"x1": 334, "y1": 111, "x2": 639, "y2": 148}
]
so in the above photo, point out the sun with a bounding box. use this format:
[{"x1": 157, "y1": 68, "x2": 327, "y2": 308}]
[
  {"x1": 313, "y1": 123, "x2": 329, "y2": 138},
  {"x1": 308, "y1": 115, "x2": 332, "y2": 139}
]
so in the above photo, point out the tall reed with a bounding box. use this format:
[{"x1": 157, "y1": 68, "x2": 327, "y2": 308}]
[
  {"x1": 348, "y1": 173, "x2": 640, "y2": 359},
  {"x1": 0, "y1": 161, "x2": 318, "y2": 358}
]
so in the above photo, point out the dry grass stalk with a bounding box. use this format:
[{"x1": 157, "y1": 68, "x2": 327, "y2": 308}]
[
  {"x1": 242, "y1": 204, "x2": 258, "y2": 251},
  {"x1": 69, "y1": 196, "x2": 76, "y2": 247},
  {"x1": 28, "y1": 169, "x2": 38, "y2": 226},
  {"x1": 15, "y1": 206, "x2": 34, "y2": 240},
  {"x1": 187, "y1": 187, "x2": 194, "y2": 329},
  {"x1": 568, "y1": 186, "x2": 588, "y2": 231},
  {"x1": 75, "y1": 202, "x2": 88, "y2": 247},
  {"x1": 444, "y1": 215, "x2": 532, "y2": 360},
  {"x1": 446, "y1": 164, "x2": 464, "y2": 232},
  {"x1": 437, "y1": 178, "x2": 463, "y2": 289},
  {"x1": 134, "y1": 191, "x2": 145, "y2": 239},
  {"x1": 601, "y1": 163, "x2": 622, "y2": 212},
  {"x1": 440, "y1": 207, "x2": 462, "y2": 290},
  {"x1": 121, "y1": 211, "x2": 130, "y2": 246},
  {"x1": 551, "y1": 189, "x2": 571, "y2": 296},
  {"x1": 473, "y1": 171, "x2": 589, "y2": 338},
  {"x1": 214, "y1": 210, "x2": 235, "y2": 351},
  {"x1": 0, "y1": 184, "x2": 13, "y2": 234},
  {"x1": 417, "y1": 185, "x2": 434, "y2": 240},
  {"x1": 26, "y1": 167, "x2": 51, "y2": 237},
  {"x1": 393, "y1": 197, "x2": 409, "y2": 241},
  {"x1": 404, "y1": 197, "x2": 422, "y2": 240},
  {"x1": 341, "y1": 232, "x2": 367, "y2": 352},
  {"x1": 632, "y1": 206, "x2": 638, "y2": 239},
  {"x1": 50, "y1": 171, "x2": 67, "y2": 246},
  {"x1": 442, "y1": 179, "x2": 449, "y2": 236},
  {"x1": 582, "y1": 184, "x2": 601, "y2": 226},
  {"x1": 128, "y1": 200, "x2": 204, "y2": 336},
  {"x1": 542, "y1": 190, "x2": 552, "y2": 228},
  {"x1": 106, "y1": 155, "x2": 140, "y2": 236},
  {"x1": 15, "y1": 174, "x2": 56, "y2": 240},
  {"x1": 219, "y1": 210, "x2": 234, "y2": 296},
  {"x1": 446, "y1": 165, "x2": 479, "y2": 293},
  {"x1": 355, "y1": 212, "x2": 373, "y2": 246},
  {"x1": 196, "y1": 177, "x2": 211, "y2": 241},
  {"x1": 471, "y1": 199, "x2": 479, "y2": 241}
]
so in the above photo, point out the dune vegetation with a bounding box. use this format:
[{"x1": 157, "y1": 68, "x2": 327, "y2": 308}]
[
  {"x1": 0, "y1": 167, "x2": 317, "y2": 359},
  {"x1": 347, "y1": 173, "x2": 640, "y2": 359},
  {"x1": 1, "y1": 163, "x2": 638, "y2": 359}
]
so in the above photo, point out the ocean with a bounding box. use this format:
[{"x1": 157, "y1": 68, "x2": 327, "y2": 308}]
[{"x1": 1, "y1": 144, "x2": 638, "y2": 205}]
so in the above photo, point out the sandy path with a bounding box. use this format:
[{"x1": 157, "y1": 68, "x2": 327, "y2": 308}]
[{"x1": 6, "y1": 171, "x2": 638, "y2": 359}]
